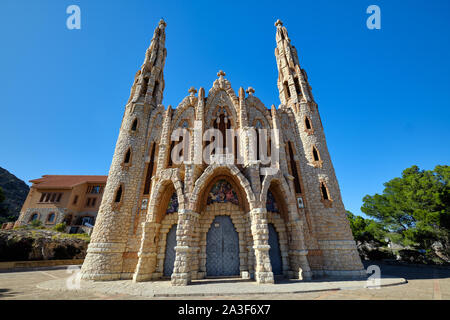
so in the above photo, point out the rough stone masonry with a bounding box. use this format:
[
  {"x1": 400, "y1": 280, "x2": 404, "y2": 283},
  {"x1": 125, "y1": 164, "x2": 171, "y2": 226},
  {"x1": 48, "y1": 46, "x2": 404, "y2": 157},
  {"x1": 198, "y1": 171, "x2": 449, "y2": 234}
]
[{"x1": 80, "y1": 19, "x2": 365, "y2": 286}]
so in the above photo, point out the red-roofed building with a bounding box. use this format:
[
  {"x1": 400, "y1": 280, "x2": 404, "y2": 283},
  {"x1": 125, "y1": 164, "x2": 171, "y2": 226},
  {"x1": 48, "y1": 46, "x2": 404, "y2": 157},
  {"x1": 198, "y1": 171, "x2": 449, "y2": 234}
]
[{"x1": 15, "y1": 175, "x2": 108, "y2": 233}]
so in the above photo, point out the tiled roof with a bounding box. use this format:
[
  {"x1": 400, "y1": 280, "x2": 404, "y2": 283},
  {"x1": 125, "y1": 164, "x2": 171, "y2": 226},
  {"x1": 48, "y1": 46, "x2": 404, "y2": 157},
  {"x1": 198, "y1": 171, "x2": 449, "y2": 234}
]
[{"x1": 30, "y1": 175, "x2": 108, "y2": 189}]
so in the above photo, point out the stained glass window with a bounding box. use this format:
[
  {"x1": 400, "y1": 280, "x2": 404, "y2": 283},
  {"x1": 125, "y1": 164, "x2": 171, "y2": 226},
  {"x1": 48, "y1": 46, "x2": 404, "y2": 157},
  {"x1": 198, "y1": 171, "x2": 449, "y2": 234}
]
[
  {"x1": 166, "y1": 192, "x2": 179, "y2": 213},
  {"x1": 266, "y1": 190, "x2": 279, "y2": 212},
  {"x1": 207, "y1": 179, "x2": 239, "y2": 206}
]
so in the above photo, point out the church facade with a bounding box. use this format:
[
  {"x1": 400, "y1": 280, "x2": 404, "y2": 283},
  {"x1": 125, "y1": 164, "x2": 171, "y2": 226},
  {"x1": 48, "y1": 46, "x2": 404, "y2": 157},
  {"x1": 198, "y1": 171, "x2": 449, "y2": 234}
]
[{"x1": 80, "y1": 19, "x2": 365, "y2": 286}]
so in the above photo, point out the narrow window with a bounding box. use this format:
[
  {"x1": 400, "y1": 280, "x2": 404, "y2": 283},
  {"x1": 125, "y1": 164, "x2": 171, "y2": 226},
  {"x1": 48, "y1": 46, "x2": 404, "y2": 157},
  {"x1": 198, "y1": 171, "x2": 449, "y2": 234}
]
[
  {"x1": 115, "y1": 186, "x2": 123, "y2": 203},
  {"x1": 313, "y1": 147, "x2": 320, "y2": 161},
  {"x1": 45, "y1": 193, "x2": 51, "y2": 202},
  {"x1": 131, "y1": 118, "x2": 138, "y2": 131},
  {"x1": 73, "y1": 195, "x2": 78, "y2": 205},
  {"x1": 91, "y1": 198, "x2": 96, "y2": 207},
  {"x1": 56, "y1": 193, "x2": 62, "y2": 202},
  {"x1": 124, "y1": 148, "x2": 131, "y2": 164},
  {"x1": 321, "y1": 182, "x2": 330, "y2": 200},
  {"x1": 86, "y1": 198, "x2": 91, "y2": 207},
  {"x1": 141, "y1": 77, "x2": 149, "y2": 95},
  {"x1": 305, "y1": 117, "x2": 312, "y2": 130},
  {"x1": 143, "y1": 143, "x2": 156, "y2": 195},
  {"x1": 283, "y1": 81, "x2": 290, "y2": 100},
  {"x1": 39, "y1": 193, "x2": 46, "y2": 202},
  {"x1": 153, "y1": 81, "x2": 159, "y2": 98},
  {"x1": 294, "y1": 77, "x2": 301, "y2": 95},
  {"x1": 288, "y1": 142, "x2": 302, "y2": 194},
  {"x1": 50, "y1": 193, "x2": 56, "y2": 202}
]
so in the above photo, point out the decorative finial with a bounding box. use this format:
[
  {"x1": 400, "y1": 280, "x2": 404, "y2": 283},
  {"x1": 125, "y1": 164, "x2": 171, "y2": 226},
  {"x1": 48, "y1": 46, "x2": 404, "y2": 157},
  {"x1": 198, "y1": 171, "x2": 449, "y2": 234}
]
[
  {"x1": 159, "y1": 19, "x2": 167, "y2": 28},
  {"x1": 217, "y1": 70, "x2": 226, "y2": 78},
  {"x1": 188, "y1": 87, "x2": 197, "y2": 96},
  {"x1": 275, "y1": 19, "x2": 283, "y2": 27},
  {"x1": 246, "y1": 87, "x2": 255, "y2": 95}
]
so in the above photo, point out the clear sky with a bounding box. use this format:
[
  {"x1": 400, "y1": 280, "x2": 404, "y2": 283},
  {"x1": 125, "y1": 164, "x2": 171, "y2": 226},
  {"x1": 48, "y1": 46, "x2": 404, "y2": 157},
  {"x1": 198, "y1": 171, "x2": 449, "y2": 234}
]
[{"x1": 1, "y1": 0, "x2": 449, "y2": 217}]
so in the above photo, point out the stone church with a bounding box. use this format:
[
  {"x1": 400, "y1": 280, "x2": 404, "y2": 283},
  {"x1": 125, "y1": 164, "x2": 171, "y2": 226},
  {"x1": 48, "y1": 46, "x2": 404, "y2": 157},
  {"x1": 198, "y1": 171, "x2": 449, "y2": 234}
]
[{"x1": 80, "y1": 19, "x2": 365, "y2": 286}]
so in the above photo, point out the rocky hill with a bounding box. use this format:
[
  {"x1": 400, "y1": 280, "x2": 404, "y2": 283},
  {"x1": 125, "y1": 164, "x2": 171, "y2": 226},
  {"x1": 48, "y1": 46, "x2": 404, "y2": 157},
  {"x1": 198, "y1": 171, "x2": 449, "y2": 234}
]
[
  {"x1": 0, "y1": 167, "x2": 30, "y2": 221},
  {"x1": 0, "y1": 229, "x2": 88, "y2": 261}
]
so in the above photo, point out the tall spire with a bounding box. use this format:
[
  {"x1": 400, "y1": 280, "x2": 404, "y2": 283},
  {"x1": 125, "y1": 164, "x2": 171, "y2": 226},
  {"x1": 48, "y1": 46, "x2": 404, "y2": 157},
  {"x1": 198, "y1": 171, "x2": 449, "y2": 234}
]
[
  {"x1": 274, "y1": 19, "x2": 314, "y2": 108},
  {"x1": 129, "y1": 19, "x2": 167, "y2": 106}
]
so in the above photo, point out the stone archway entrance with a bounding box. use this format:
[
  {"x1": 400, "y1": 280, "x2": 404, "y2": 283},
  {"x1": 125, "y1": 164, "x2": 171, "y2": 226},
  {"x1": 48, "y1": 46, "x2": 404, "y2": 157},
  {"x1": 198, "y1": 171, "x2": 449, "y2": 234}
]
[
  {"x1": 206, "y1": 215, "x2": 240, "y2": 277},
  {"x1": 268, "y1": 223, "x2": 282, "y2": 275},
  {"x1": 163, "y1": 224, "x2": 177, "y2": 277}
]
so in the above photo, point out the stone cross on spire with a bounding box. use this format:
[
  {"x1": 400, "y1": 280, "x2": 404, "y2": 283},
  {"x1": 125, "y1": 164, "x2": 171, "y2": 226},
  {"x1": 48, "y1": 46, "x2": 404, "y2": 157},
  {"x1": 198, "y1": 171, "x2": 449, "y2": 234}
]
[
  {"x1": 275, "y1": 19, "x2": 283, "y2": 27},
  {"x1": 217, "y1": 70, "x2": 226, "y2": 78},
  {"x1": 188, "y1": 87, "x2": 197, "y2": 96},
  {"x1": 246, "y1": 87, "x2": 255, "y2": 95}
]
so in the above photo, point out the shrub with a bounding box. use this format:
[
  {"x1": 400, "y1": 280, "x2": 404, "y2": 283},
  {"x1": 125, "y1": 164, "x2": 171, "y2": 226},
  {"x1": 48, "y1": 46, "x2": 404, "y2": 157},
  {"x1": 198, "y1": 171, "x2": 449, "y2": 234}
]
[
  {"x1": 30, "y1": 219, "x2": 42, "y2": 228},
  {"x1": 53, "y1": 223, "x2": 66, "y2": 233}
]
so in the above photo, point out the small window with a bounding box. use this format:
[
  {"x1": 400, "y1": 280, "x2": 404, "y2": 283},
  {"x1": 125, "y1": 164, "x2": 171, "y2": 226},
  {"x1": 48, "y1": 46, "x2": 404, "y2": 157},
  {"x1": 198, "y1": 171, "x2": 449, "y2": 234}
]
[
  {"x1": 321, "y1": 182, "x2": 330, "y2": 200},
  {"x1": 56, "y1": 193, "x2": 62, "y2": 202},
  {"x1": 73, "y1": 195, "x2": 78, "y2": 205},
  {"x1": 115, "y1": 185, "x2": 123, "y2": 203},
  {"x1": 283, "y1": 81, "x2": 290, "y2": 99},
  {"x1": 91, "y1": 198, "x2": 96, "y2": 207},
  {"x1": 131, "y1": 118, "x2": 138, "y2": 131},
  {"x1": 313, "y1": 147, "x2": 320, "y2": 161},
  {"x1": 30, "y1": 213, "x2": 38, "y2": 222},
  {"x1": 39, "y1": 193, "x2": 46, "y2": 202},
  {"x1": 305, "y1": 117, "x2": 312, "y2": 130},
  {"x1": 47, "y1": 213, "x2": 55, "y2": 223},
  {"x1": 86, "y1": 198, "x2": 91, "y2": 207},
  {"x1": 45, "y1": 193, "x2": 51, "y2": 202},
  {"x1": 294, "y1": 77, "x2": 301, "y2": 95},
  {"x1": 124, "y1": 148, "x2": 131, "y2": 164},
  {"x1": 141, "y1": 77, "x2": 149, "y2": 95},
  {"x1": 50, "y1": 193, "x2": 56, "y2": 202}
]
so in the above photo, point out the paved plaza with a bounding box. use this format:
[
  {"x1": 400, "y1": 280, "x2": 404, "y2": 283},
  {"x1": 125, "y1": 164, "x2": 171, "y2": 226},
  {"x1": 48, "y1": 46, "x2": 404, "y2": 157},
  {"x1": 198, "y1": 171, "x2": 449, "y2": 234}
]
[{"x1": 0, "y1": 262, "x2": 449, "y2": 300}]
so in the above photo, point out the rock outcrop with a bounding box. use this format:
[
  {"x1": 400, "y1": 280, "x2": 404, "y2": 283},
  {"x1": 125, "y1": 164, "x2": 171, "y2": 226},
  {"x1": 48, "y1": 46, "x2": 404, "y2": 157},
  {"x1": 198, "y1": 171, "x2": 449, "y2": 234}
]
[{"x1": 0, "y1": 229, "x2": 88, "y2": 261}]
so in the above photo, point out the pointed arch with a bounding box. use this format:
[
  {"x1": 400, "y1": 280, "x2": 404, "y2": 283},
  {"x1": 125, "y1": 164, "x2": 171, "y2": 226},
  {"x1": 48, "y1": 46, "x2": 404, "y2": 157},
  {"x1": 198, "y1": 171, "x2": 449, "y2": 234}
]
[
  {"x1": 190, "y1": 164, "x2": 255, "y2": 213},
  {"x1": 260, "y1": 174, "x2": 293, "y2": 222},
  {"x1": 147, "y1": 178, "x2": 185, "y2": 224}
]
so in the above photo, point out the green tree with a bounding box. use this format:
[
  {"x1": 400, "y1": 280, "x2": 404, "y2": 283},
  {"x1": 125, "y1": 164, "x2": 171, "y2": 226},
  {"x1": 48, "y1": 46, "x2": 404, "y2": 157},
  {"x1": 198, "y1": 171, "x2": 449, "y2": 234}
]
[
  {"x1": 361, "y1": 165, "x2": 450, "y2": 251},
  {"x1": 346, "y1": 211, "x2": 386, "y2": 244}
]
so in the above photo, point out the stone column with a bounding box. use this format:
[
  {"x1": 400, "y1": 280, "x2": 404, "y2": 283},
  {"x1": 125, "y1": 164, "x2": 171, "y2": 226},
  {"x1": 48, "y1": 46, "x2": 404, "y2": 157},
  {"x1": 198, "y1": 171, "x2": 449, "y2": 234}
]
[
  {"x1": 132, "y1": 221, "x2": 161, "y2": 282},
  {"x1": 171, "y1": 209, "x2": 199, "y2": 286},
  {"x1": 250, "y1": 208, "x2": 274, "y2": 284},
  {"x1": 286, "y1": 218, "x2": 312, "y2": 280}
]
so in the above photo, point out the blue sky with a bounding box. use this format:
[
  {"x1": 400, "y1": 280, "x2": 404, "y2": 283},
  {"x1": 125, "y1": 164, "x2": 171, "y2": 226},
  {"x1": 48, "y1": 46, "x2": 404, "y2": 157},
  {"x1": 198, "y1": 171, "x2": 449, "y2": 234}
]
[{"x1": 1, "y1": 0, "x2": 449, "y2": 217}]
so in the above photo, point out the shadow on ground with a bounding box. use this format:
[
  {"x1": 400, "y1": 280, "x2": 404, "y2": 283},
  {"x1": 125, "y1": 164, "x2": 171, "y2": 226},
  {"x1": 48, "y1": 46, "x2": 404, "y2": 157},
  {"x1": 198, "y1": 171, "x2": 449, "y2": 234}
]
[{"x1": 363, "y1": 260, "x2": 450, "y2": 280}]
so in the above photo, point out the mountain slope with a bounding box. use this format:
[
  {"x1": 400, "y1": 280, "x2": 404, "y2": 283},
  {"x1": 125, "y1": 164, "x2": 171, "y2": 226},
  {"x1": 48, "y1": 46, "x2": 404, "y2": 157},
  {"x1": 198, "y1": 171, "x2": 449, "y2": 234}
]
[{"x1": 0, "y1": 167, "x2": 30, "y2": 220}]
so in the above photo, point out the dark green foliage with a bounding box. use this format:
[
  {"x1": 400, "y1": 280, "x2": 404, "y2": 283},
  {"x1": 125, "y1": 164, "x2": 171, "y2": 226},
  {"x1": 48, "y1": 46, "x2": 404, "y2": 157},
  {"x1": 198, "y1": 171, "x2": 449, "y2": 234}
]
[
  {"x1": 0, "y1": 236, "x2": 33, "y2": 261},
  {"x1": 361, "y1": 165, "x2": 450, "y2": 253},
  {"x1": 53, "y1": 244, "x2": 81, "y2": 260},
  {"x1": 346, "y1": 211, "x2": 387, "y2": 245},
  {"x1": 30, "y1": 219, "x2": 42, "y2": 228},
  {"x1": 52, "y1": 223, "x2": 66, "y2": 233}
]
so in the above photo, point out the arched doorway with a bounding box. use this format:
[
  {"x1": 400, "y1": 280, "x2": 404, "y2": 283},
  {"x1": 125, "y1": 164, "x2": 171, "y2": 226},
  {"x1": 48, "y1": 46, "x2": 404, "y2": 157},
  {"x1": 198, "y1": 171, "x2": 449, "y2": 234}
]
[
  {"x1": 268, "y1": 223, "x2": 282, "y2": 275},
  {"x1": 163, "y1": 224, "x2": 177, "y2": 277},
  {"x1": 206, "y1": 215, "x2": 240, "y2": 276}
]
